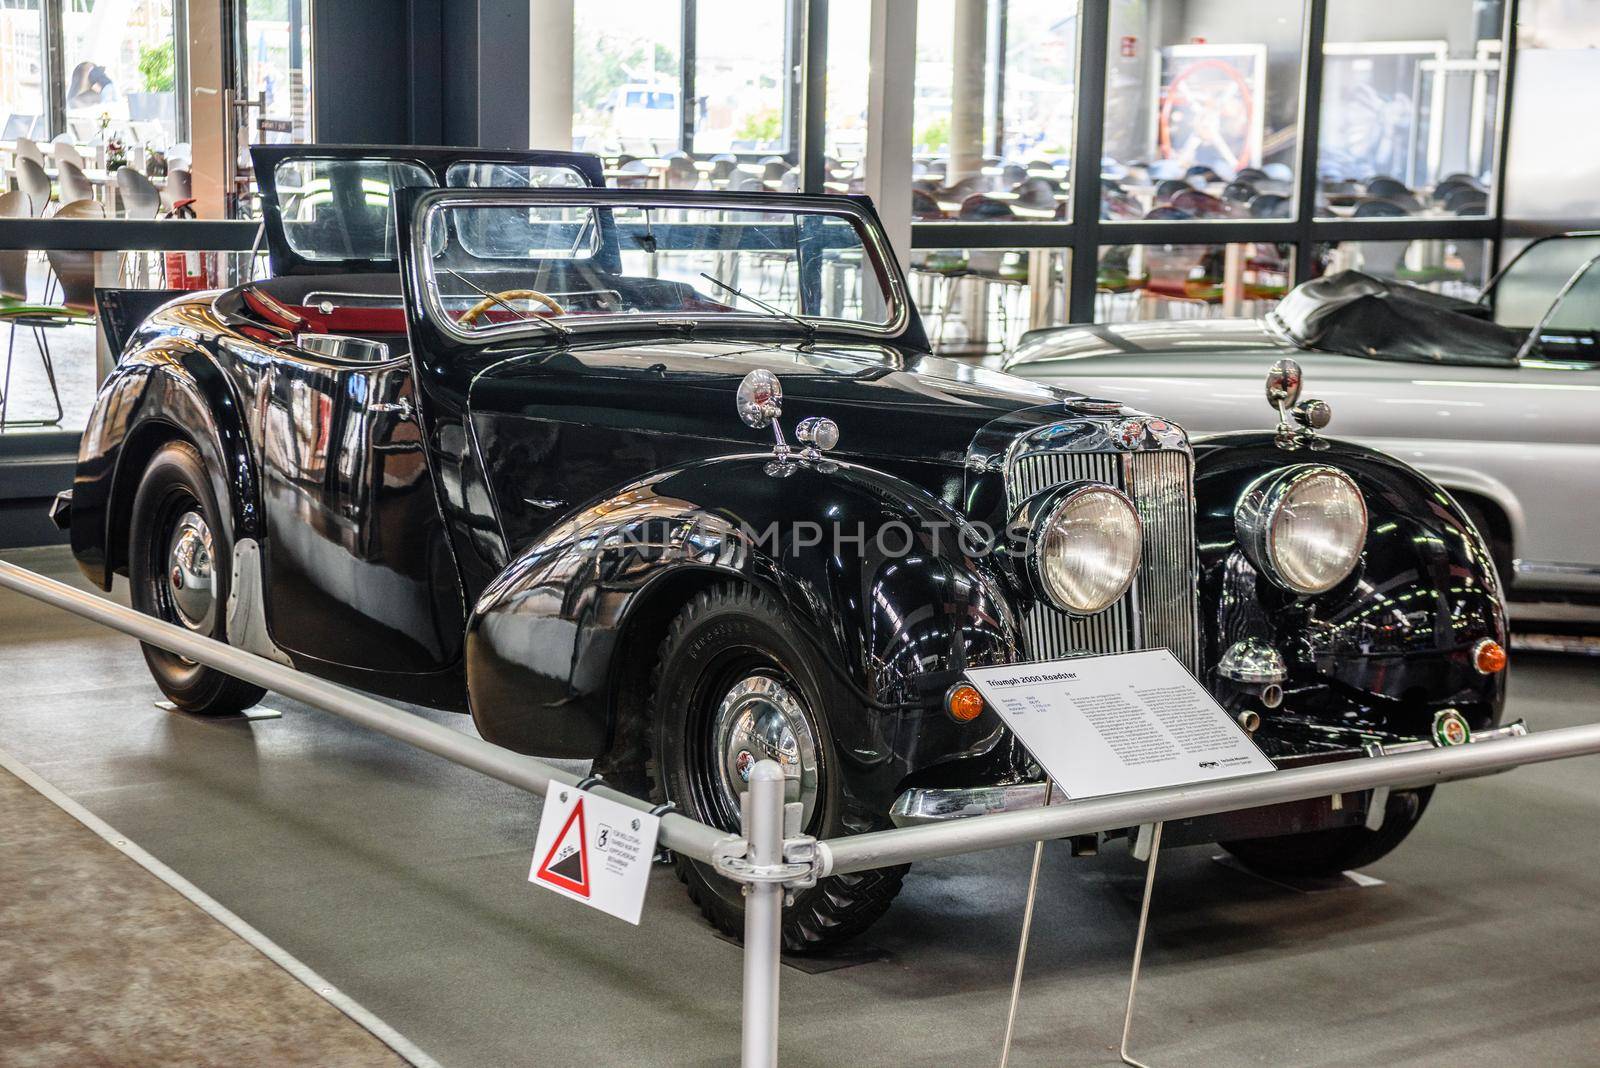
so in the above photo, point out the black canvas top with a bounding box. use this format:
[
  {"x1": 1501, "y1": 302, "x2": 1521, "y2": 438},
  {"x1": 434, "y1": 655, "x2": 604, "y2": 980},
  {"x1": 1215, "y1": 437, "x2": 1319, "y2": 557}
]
[{"x1": 1270, "y1": 270, "x2": 1523, "y2": 367}]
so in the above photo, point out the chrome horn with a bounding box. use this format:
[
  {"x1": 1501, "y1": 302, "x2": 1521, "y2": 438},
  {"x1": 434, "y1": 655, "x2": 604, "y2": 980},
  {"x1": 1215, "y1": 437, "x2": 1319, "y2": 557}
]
[
  {"x1": 1265, "y1": 358, "x2": 1332, "y2": 450},
  {"x1": 736, "y1": 371, "x2": 843, "y2": 472}
]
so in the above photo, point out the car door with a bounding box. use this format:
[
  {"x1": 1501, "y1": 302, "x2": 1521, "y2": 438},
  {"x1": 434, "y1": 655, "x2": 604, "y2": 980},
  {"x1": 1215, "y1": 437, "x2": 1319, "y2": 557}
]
[
  {"x1": 1502, "y1": 254, "x2": 1600, "y2": 587},
  {"x1": 258, "y1": 332, "x2": 465, "y2": 674}
]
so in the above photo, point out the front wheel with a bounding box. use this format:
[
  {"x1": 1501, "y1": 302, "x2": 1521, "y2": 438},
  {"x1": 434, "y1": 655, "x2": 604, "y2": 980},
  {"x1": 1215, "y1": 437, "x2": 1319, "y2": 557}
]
[
  {"x1": 128, "y1": 440, "x2": 266, "y2": 716},
  {"x1": 1220, "y1": 787, "x2": 1433, "y2": 878},
  {"x1": 650, "y1": 584, "x2": 906, "y2": 954}
]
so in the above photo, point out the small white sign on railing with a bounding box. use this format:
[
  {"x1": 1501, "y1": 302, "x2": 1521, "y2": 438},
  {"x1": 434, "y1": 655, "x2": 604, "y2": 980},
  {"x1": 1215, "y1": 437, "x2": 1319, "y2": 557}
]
[
  {"x1": 966, "y1": 649, "x2": 1274, "y2": 800},
  {"x1": 530, "y1": 787, "x2": 660, "y2": 924}
]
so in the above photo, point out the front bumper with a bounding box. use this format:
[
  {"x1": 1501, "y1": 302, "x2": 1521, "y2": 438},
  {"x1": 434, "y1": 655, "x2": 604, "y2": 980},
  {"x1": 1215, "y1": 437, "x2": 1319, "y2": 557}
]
[{"x1": 889, "y1": 720, "x2": 1529, "y2": 827}]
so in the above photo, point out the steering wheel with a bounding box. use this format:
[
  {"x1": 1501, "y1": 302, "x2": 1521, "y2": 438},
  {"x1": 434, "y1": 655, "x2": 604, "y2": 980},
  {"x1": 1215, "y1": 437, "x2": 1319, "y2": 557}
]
[{"x1": 457, "y1": 288, "x2": 567, "y2": 326}]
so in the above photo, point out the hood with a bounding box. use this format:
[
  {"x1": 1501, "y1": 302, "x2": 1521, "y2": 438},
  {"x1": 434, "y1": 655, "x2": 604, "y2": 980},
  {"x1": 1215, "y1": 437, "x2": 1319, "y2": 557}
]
[
  {"x1": 468, "y1": 337, "x2": 1142, "y2": 472},
  {"x1": 466, "y1": 337, "x2": 1170, "y2": 551},
  {"x1": 1006, "y1": 318, "x2": 1294, "y2": 370}
]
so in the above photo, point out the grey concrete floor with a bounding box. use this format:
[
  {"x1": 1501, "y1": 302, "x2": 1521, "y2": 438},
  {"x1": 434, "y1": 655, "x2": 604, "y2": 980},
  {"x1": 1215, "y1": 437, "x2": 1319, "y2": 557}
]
[
  {"x1": 0, "y1": 764, "x2": 405, "y2": 1067},
  {"x1": 1, "y1": 544, "x2": 1598, "y2": 1067}
]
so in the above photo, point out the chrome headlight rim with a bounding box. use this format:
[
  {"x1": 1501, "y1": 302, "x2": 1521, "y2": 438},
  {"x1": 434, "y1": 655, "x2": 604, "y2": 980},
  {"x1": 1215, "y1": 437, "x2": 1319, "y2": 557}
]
[
  {"x1": 1235, "y1": 464, "x2": 1368, "y2": 596},
  {"x1": 1025, "y1": 482, "x2": 1143, "y2": 616}
]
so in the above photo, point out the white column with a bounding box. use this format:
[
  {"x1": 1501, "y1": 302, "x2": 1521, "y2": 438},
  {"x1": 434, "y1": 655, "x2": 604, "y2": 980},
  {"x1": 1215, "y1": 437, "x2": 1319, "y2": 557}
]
[
  {"x1": 529, "y1": 0, "x2": 576, "y2": 150},
  {"x1": 864, "y1": 0, "x2": 917, "y2": 276}
]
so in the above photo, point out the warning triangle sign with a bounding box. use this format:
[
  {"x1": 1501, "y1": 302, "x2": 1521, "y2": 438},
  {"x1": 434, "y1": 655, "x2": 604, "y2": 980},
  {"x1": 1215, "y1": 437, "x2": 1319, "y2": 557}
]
[{"x1": 534, "y1": 797, "x2": 590, "y2": 897}]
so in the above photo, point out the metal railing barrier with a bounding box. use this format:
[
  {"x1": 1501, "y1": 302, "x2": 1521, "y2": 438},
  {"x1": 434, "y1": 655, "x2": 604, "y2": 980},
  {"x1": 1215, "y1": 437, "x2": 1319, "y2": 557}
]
[{"x1": 5, "y1": 558, "x2": 1600, "y2": 1066}]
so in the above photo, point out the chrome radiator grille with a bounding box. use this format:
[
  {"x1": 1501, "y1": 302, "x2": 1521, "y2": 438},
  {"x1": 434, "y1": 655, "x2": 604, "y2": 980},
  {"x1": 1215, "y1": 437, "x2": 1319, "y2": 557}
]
[{"x1": 1006, "y1": 449, "x2": 1200, "y2": 671}]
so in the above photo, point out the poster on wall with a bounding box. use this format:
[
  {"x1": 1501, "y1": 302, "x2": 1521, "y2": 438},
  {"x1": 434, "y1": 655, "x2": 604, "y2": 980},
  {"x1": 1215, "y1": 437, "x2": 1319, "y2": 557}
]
[
  {"x1": 1320, "y1": 41, "x2": 1448, "y2": 187},
  {"x1": 1156, "y1": 43, "x2": 1266, "y2": 177}
]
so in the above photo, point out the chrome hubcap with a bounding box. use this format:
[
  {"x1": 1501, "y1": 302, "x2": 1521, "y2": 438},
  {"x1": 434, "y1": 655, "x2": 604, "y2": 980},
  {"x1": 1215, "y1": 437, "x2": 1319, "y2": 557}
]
[
  {"x1": 165, "y1": 510, "x2": 216, "y2": 632},
  {"x1": 711, "y1": 674, "x2": 819, "y2": 826}
]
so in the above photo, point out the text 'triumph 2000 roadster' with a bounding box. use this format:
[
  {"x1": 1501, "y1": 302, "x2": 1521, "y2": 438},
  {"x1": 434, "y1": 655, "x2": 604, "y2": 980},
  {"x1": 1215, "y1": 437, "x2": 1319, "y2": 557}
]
[{"x1": 59, "y1": 146, "x2": 1509, "y2": 951}]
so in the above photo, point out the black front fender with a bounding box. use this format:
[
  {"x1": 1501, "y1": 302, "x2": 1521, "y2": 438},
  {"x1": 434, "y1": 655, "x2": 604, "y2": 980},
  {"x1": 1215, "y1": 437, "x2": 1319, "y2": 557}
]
[
  {"x1": 465, "y1": 456, "x2": 1022, "y2": 791},
  {"x1": 1194, "y1": 432, "x2": 1508, "y2": 751}
]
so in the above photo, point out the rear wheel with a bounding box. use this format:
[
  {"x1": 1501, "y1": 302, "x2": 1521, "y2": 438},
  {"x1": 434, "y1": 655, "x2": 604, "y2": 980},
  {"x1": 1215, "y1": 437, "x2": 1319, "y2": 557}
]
[
  {"x1": 650, "y1": 584, "x2": 906, "y2": 954},
  {"x1": 1220, "y1": 787, "x2": 1432, "y2": 878},
  {"x1": 128, "y1": 441, "x2": 266, "y2": 715}
]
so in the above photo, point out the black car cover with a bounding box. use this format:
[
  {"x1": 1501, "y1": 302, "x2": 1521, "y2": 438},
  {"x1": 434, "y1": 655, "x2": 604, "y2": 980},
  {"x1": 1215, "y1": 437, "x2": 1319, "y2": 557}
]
[{"x1": 1269, "y1": 270, "x2": 1523, "y2": 366}]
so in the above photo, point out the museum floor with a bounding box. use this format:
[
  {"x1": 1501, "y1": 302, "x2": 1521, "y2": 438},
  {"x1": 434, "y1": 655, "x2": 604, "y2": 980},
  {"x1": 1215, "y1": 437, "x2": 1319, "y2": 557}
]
[{"x1": 2, "y1": 544, "x2": 1597, "y2": 1067}]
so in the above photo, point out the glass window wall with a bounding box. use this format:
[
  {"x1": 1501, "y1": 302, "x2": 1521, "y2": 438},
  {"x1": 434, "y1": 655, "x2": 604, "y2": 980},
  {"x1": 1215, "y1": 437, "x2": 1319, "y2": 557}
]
[
  {"x1": 1102, "y1": 0, "x2": 1306, "y2": 222},
  {"x1": 911, "y1": 245, "x2": 1069, "y2": 354},
  {"x1": 1316, "y1": 238, "x2": 1490, "y2": 300},
  {"x1": 913, "y1": 1, "x2": 1079, "y2": 222},
  {"x1": 61, "y1": 0, "x2": 180, "y2": 150},
  {"x1": 0, "y1": 1, "x2": 45, "y2": 140},
  {"x1": 692, "y1": 0, "x2": 790, "y2": 155},
  {"x1": 573, "y1": 0, "x2": 684, "y2": 157},
  {"x1": 1095, "y1": 241, "x2": 1293, "y2": 322},
  {"x1": 1317, "y1": 0, "x2": 1506, "y2": 218},
  {"x1": 243, "y1": 0, "x2": 313, "y2": 144}
]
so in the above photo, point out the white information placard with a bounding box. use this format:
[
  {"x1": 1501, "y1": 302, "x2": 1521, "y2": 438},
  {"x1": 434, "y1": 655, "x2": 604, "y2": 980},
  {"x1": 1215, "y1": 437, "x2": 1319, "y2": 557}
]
[
  {"x1": 529, "y1": 787, "x2": 660, "y2": 925},
  {"x1": 966, "y1": 649, "x2": 1274, "y2": 800}
]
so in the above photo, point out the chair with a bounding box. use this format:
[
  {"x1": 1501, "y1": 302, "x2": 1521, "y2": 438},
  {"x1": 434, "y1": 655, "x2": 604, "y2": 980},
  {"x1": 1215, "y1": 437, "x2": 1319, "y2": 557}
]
[
  {"x1": 1447, "y1": 190, "x2": 1488, "y2": 217},
  {"x1": 708, "y1": 154, "x2": 738, "y2": 185},
  {"x1": 613, "y1": 158, "x2": 653, "y2": 189},
  {"x1": 14, "y1": 157, "x2": 52, "y2": 215},
  {"x1": 58, "y1": 160, "x2": 95, "y2": 206},
  {"x1": 1221, "y1": 180, "x2": 1257, "y2": 203},
  {"x1": 1249, "y1": 193, "x2": 1291, "y2": 219},
  {"x1": 51, "y1": 137, "x2": 86, "y2": 170},
  {"x1": 116, "y1": 167, "x2": 162, "y2": 218},
  {"x1": 761, "y1": 161, "x2": 791, "y2": 185},
  {"x1": 0, "y1": 192, "x2": 32, "y2": 302},
  {"x1": 1170, "y1": 189, "x2": 1233, "y2": 219},
  {"x1": 163, "y1": 167, "x2": 193, "y2": 211},
  {"x1": 1352, "y1": 197, "x2": 1410, "y2": 218},
  {"x1": 0, "y1": 196, "x2": 103, "y2": 428},
  {"x1": 662, "y1": 153, "x2": 699, "y2": 190},
  {"x1": 911, "y1": 189, "x2": 946, "y2": 221},
  {"x1": 14, "y1": 137, "x2": 45, "y2": 167},
  {"x1": 1364, "y1": 176, "x2": 1411, "y2": 200}
]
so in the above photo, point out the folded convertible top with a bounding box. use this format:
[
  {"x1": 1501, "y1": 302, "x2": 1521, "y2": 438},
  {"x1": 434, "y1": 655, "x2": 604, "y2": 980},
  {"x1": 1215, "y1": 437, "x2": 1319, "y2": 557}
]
[{"x1": 1269, "y1": 270, "x2": 1523, "y2": 367}]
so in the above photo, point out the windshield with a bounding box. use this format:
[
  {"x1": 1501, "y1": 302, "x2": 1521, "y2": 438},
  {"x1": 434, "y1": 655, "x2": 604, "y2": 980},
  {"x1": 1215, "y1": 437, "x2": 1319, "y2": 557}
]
[
  {"x1": 274, "y1": 159, "x2": 435, "y2": 262},
  {"x1": 271, "y1": 156, "x2": 595, "y2": 263},
  {"x1": 418, "y1": 195, "x2": 898, "y2": 337},
  {"x1": 1489, "y1": 235, "x2": 1600, "y2": 330}
]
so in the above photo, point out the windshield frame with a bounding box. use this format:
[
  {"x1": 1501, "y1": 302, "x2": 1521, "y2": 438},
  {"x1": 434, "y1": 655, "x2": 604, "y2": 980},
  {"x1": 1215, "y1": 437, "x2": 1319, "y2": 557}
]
[
  {"x1": 251, "y1": 144, "x2": 606, "y2": 276},
  {"x1": 406, "y1": 187, "x2": 914, "y2": 346}
]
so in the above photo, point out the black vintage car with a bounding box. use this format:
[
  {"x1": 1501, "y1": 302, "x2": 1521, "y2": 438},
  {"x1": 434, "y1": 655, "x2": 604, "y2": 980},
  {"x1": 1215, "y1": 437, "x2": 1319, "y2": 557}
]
[{"x1": 59, "y1": 146, "x2": 1508, "y2": 951}]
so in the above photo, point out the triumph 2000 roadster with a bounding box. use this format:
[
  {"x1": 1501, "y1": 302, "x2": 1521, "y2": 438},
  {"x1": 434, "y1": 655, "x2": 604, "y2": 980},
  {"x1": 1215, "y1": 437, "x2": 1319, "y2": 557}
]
[{"x1": 57, "y1": 146, "x2": 1510, "y2": 951}]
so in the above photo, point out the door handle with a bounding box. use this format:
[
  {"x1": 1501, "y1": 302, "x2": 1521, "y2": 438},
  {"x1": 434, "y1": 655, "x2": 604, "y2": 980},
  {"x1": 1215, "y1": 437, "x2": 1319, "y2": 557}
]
[{"x1": 370, "y1": 397, "x2": 415, "y2": 420}]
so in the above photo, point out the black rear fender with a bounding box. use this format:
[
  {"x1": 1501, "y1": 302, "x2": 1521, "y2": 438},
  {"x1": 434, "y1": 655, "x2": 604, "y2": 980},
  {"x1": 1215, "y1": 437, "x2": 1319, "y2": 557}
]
[{"x1": 71, "y1": 342, "x2": 260, "y2": 588}]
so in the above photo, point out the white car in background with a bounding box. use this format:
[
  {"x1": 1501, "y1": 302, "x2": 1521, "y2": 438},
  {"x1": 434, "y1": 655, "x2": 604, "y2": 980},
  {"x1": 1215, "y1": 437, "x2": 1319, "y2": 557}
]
[{"x1": 1004, "y1": 232, "x2": 1600, "y2": 624}]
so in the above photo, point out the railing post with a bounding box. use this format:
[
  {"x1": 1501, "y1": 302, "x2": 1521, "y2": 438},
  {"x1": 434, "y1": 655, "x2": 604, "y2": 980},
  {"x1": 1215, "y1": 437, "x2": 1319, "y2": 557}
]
[{"x1": 741, "y1": 760, "x2": 786, "y2": 1068}]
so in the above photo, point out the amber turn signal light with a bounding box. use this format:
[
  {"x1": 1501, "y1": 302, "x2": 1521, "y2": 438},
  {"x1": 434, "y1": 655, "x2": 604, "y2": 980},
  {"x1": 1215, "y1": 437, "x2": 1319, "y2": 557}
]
[
  {"x1": 946, "y1": 683, "x2": 985, "y2": 722},
  {"x1": 1473, "y1": 638, "x2": 1507, "y2": 675}
]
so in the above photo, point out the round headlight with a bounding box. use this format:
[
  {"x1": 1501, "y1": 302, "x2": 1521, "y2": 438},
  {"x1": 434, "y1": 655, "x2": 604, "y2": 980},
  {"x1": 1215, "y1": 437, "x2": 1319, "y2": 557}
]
[
  {"x1": 1235, "y1": 465, "x2": 1367, "y2": 595},
  {"x1": 1031, "y1": 485, "x2": 1143, "y2": 614}
]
